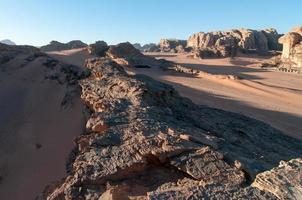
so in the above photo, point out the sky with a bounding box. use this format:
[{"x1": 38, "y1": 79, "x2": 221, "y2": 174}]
[{"x1": 0, "y1": 0, "x2": 301, "y2": 46}]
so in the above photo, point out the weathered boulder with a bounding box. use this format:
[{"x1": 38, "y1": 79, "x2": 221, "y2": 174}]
[
  {"x1": 277, "y1": 26, "x2": 302, "y2": 73},
  {"x1": 40, "y1": 40, "x2": 87, "y2": 52},
  {"x1": 41, "y1": 57, "x2": 302, "y2": 200},
  {"x1": 252, "y1": 158, "x2": 302, "y2": 200},
  {"x1": 87, "y1": 41, "x2": 109, "y2": 57}
]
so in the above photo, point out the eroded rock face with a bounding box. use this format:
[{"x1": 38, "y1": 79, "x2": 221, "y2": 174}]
[
  {"x1": 187, "y1": 28, "x2": 282, "y2": 56},
  {"x1": 277, "y1": 26, "x2": 302, "y2": 73},
  {"x1": 87, "y1": 41, "x2": 109, "y2": 57},
  {"x1": 41, "y1": 57, "x2": 302, "y2": 200},
  {"x1": 40, "y1": 40, "x2": 88, "y2": 52},
  {"x1": 194, "y1": 45, "x2": 237, "y2": 59},
  {"x1": 252, "y1": 158, "x2": 302, "y2": 200},
  {"x1": 106, "y1": 42, "x2": 178, "y2": 69},
  {"x1": 263, "y1": 28, "x2": 283, "y2": 51},
  {"x1": 159, "y1": 39, "x2": 187, "y2": 53}
]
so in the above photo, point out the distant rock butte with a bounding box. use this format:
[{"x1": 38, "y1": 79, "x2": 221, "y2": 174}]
[
  {"x1": 40, "y1": 40, "x2": 87, "y2": 52},
  {"x1": 38, "y1": 54, "x2": 302, "y2": 199},
  {"x1": 187, "y1": 28, "x2": 282, "y2": 56},
  {"x1": 132, "y1": 43, "x2": 157, "y2": 52},
  {"x1": 0, "y1": 39, "x2": 16, "y2": 45}
]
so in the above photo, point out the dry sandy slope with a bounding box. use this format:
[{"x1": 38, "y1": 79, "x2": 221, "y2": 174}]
[
  {"x1": 0, "y1": 55, "x2": 86, "y2": 199},
  {"x1": 50, "y1": 49, "x2": 302, "y2": 140},
  {"x1": 47, "y1": 48, "x2": 92, "y2": 67},
  {"x1": 143, "y1": 53, "x2": 302, "y2": 139}
]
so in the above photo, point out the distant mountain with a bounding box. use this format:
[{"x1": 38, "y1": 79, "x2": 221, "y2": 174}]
[
  {"x1": 40, "y1": 40, "x2": 87, "y2": 52},
  {"x1": 132, "y1": 43, "x2": 157, "y2": 52},
  {"x1": 0, "y1": 39, "x2": 16, "y2": 45}
]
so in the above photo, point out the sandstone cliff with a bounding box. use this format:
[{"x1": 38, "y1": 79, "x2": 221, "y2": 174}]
[
  {"x1": 187, "y1": 28, "x2": 282, "y2": 55},
  {"x1": 277, "y1": 26, "x2": 302, "y2": 73}
]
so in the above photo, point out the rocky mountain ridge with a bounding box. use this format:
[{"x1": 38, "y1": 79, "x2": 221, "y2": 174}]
[
  {"x1": 38, "y1": 54, "x2": 302, "y2": 199},
  {"x1": 40, "y1": 40, "x2": 88, "y2": 52},
  {"x1": 142, "y1": 28, "x2": 283, "y2": 58}
]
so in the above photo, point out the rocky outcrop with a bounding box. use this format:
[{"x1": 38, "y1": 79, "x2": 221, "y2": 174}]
[
  {"x1": 87, "y1": 41, "x2": 109, "y2": 57},
  {"x1": 144, "y1": 39, "x2": 190, "y2": 53},
  {"x1": 40, "y1": 57, "x2": 302, "y2": 199},
  {"x1": 194, "y1": 45, "x2": 237, "y2": 59},
  {"x1": 263, "y1": 28, "x2": 283, "y2": 51},
  {"x1": 0, "y1": 43, "x2": 40, "y2": 64},
  {"x1": 277, "y1": 26, "x2": 302, "y2": 73},
  {"x1": 159, "y1": 39, "x2": 187, "y2": 53},
  {"x1": 40, "y1": 40, "x2": 88, "y2": 52},
  {"x1": 106, "y1": 42, "x2": 153, "y2": 67},
  {"x1": 187, "y1": 28, "x2": 282, "y2": 56},
  {"x1": 252, "y1": 158, "x2": 302, "y2": 200},
  {"x1": 106, "y1": 42, "x2": 175, "y2": 69}
]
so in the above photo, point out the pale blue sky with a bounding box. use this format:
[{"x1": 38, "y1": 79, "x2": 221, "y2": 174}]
[{"x1": 0, "y1": 0, "x2": 301, "y2": 46}]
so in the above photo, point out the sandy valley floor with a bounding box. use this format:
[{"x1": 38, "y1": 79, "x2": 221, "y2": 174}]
[
  {"x1": 52, "y1": 49, "x2": 302, "y2": 139},
  {"x1": 141, "y1": 53, "x2": 302, "y2": 139}
]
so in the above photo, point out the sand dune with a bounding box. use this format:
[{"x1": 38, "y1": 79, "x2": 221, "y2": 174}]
[
  {"x1": 48, "y1": 48, "x2": 92, "y2": 67},
  {"x1": 0, "y1": 55, "x2": 86, "y2": 199},
  {"x1": 50, "y1": 49, "x2": 302, "y2": 139}
]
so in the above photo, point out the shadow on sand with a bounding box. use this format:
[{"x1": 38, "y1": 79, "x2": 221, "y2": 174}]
[{"x1": 147, "y1": 71, "x2": 302, "y2": 140}]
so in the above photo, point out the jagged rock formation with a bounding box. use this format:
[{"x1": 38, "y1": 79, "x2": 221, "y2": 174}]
[
  {"x1": 87, "y1": 41, "x2": 109, "y2": 57},
  {"x1": 0, "y1": 39, "x2": 16, "y2": 45},
  {"x1": 40, "y1": 40, "x2": 88, "y2": 52},
  {"x1": 277, "y1": 26, "x2": 302, "y2": 73},
  {"x1": 159, "y1": 39, "x2": 187, "y2": 53},
  {"x1": 144, "y1": 39, "x2": 190, "y2": 53},
  {"x1": 252, "y1": 158, "x2": 302, "y2": 200},
  {"x1": 106, "y1": 42, "x2": 155, "y2": 67},
  {"x1": 187, "y1": 28, "x2": 282, "y2": 56},
  {"x1": 40, "y1": 57, "x2": 302, "y2": 199},
  {"x1": 106, "y1": 42, "x2": 175, "y2": 69},
  {"x1": 194, "y1": 45, "x2": 237, "y2": 59}
]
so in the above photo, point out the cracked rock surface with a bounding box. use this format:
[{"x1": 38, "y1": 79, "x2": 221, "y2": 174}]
[{"x1": 40, "y1": 57, "x2": 302, "y2": 200}]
